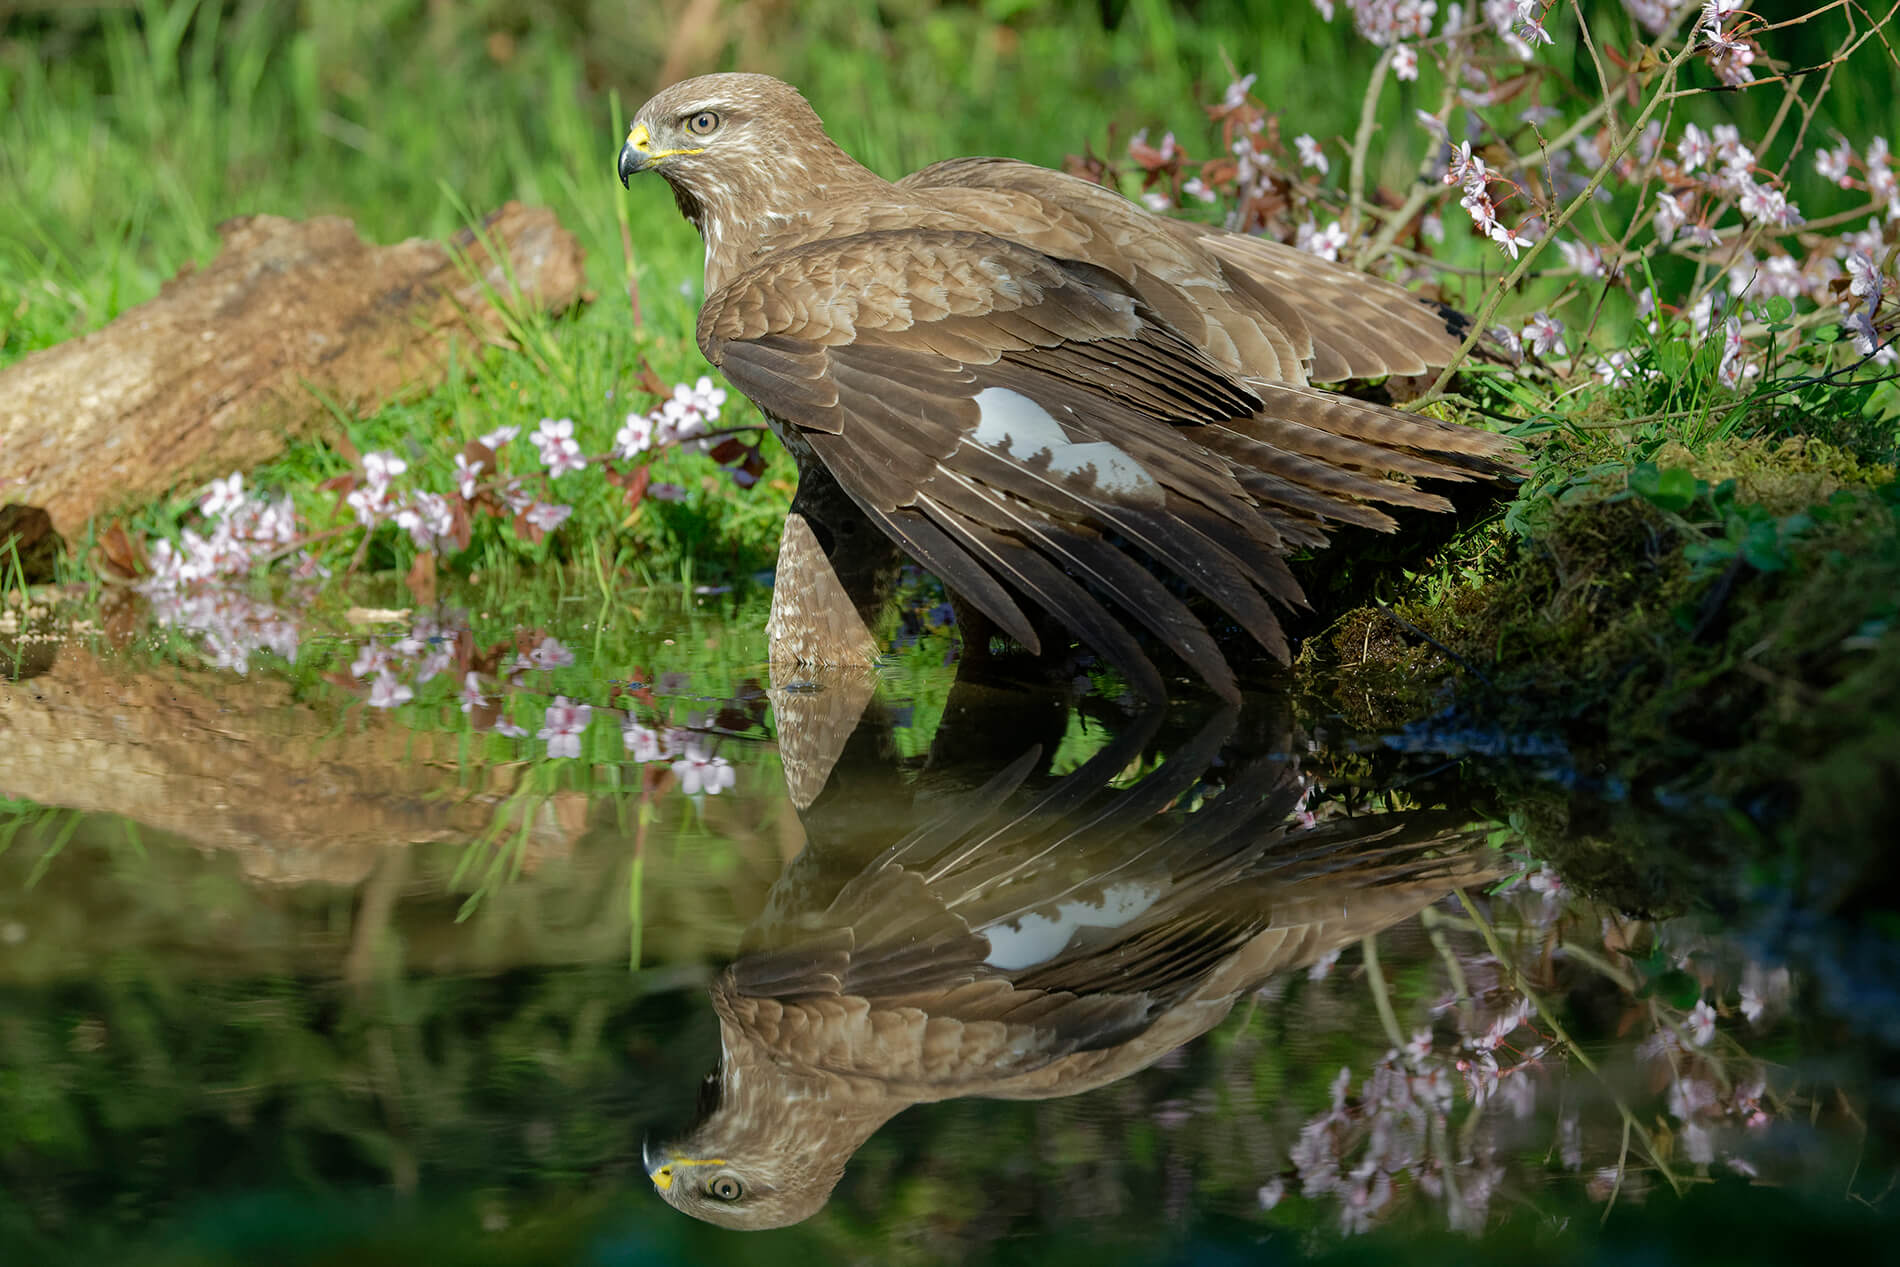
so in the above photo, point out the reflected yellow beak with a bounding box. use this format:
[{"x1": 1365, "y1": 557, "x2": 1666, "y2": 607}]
[{"x1": 646, "y1": 1153, "x2": 728, "y2": 1193}]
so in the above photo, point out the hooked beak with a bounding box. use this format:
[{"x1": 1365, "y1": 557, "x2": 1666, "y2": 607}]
[
  {"x1": 618, "y1": 133, "x2": 653, "y2": 187},
  {"x1": 644, "y1": 1134, "x2": 675, "y2": 1192}
]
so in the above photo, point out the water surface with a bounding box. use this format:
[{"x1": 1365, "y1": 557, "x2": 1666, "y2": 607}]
[{"x1": 1, "y1": 585, "x2": 1893, "y2": 1264}]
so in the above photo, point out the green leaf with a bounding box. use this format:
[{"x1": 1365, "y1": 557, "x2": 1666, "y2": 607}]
[
  {"x1": 1761, "y1": 295, "x2": 1794, "y2": 324},
  {"x1": 1629, "y1": 462, "x2": 1699, "y2": 512}
]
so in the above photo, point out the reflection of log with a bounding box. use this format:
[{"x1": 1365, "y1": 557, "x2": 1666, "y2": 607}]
[
  {"x1": 0, "y1": 640, "x2": 567, "y2": 886},
  {"x1": 0, "y1": 203, "x2": 585, "y2": 540}
]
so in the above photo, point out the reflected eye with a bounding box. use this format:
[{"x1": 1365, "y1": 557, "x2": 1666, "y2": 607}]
[
  {"x1": 685, "y1": 110, "x2": 721, "y2": 137},
  {"x1": 708, "y1": 1175, "x2": 743, "y2": 1201}
]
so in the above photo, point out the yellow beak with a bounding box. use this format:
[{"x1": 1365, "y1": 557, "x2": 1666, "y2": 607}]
[{"x1": 618, "y1": 122, "x2": 706, "y2": 186}]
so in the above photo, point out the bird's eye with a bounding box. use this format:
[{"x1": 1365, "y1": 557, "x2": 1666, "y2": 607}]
[
  {"x1": 685, "y1": 110, "x2": 721, "y2": 137},
  {"x1": 708, "y1": 1175, "x2": 743, "y2": 1201}
]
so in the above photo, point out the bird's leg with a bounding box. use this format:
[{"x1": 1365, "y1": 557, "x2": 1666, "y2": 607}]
[{"x1": 765, "y1": 464, "x2": 903, "y2": 668}]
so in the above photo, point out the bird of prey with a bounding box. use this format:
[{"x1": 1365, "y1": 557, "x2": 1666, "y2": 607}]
[
  {"x1": 618, "y1": 74, "x2": 1516, "y2": 700},
  {"x1": 641, "y1": 693, "x2": 1498, "y2": 1230}
]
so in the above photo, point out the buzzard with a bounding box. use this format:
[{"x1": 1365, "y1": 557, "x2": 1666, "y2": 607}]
[
  {"x1": 619, "y1": 74, "x2": 1515, "y2": 699},
  {"x1": 641, "y1": 693, "x2": 1497, "y2": 1229}
]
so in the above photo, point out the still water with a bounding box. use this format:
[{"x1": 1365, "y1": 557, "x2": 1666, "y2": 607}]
[{"x1": 1, "y1": 585, "x2": 1893, "y2": 1264}]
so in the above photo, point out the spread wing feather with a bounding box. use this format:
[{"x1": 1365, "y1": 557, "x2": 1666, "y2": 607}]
[{"x1": 703, "y1": 228, "x2": 1512, "y2": 696}]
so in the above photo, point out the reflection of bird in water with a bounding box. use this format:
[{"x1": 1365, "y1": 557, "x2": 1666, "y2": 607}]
[{"x1": 646, "y1": 686, "x2": 1498, "y2": 1229}]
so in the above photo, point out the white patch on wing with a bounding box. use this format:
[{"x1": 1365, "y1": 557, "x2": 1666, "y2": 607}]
[
  {"x1": 970, "y1": 387, "x2": 1160, "y2": 502},
  {"x1": 980, "y1": 881, "x2": 1162, "y2": 971}
]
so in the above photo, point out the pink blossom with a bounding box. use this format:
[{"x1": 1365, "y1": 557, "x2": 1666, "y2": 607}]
[
  {"x1": 1557, "y1": 239, "x2": 1605, "y2": 279},
  {"x1": 1815, "y1": 142, "x2": 1854, "y2": 187},
  {"x1": 1295, "y1": 133, "x2": 1330, "y2": 176},
  {"x1": 524, "y1": 502, "x2": 573, "y2": 533},
  {"x1": 200, "y1": 473, "x2": 245, "y2": 519},
  {"x1": 615, "y1": 413, "x2": 654, "y2": 457},
  {"x1": 1392, "y1": 43, "x2": 1419, "y2": 80},
  {"x1": 1297, "y1": 220, "x2": 1350, "y2": 261},
  {"x1": 530, "y1": 417, "x2": 586, "y2": 478},
  {"x1": 1490, "y1": 222, "x2": 1534, "y2": 260},
  {"x1": 363, "y1": 451, "x2": 407, "y2": 491},
  {"x1": 453, "y1": 454, "x2": 484, "y2": 499},
  {"x1": 459, "y1": 671, "x2": 486, "y2": 714},
  {"x1": 1677, "y1": 123, "x2": 1712, "y2": 172},
  {"x1": 493, "y1": 717, "x2": 528, "y2": 739},
  {"x1": 479, "y1": 425, "x2": 519, "y2": 451}
]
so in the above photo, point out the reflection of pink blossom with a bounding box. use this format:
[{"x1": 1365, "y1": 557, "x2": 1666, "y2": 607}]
[
  {"x1": 536, "y1": 696, "x2": 593, "y2": 759},
  {"x1": 494, "y1": 718, "x2": 528, "y2": 739},
  {"x1": 530, "y1": 636, "x2": 575, "y2": 669},
  {"x1": 352, "y1": 642, "x2": 393, "y2": 679},
  {"x1": 460, "y1": 672, "x2": 486, "y2": 714},
  {"x1": 623, "y1": 723, "x2": 678, "y2": 763},
  {"x1": 1688, "y1": 999, "x2": 1717, "y2": 1046},
  {"x1": 367, "y1": 669, "x2": 412, "y2": 709},
  {"x1": 672, "y1": 741, "x2": 736, "y2": 795}
]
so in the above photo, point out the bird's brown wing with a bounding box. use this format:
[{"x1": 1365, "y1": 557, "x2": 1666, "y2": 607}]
[
  {"x1": 701, "y1": 228, "x2": 1508, "y2": 702},
  {"x1": 899, "y1": 155, "x2": 1471, "y2": 383}
]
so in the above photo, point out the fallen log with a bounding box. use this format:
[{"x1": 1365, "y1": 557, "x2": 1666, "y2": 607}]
[{"x1": 0, "y1": 203, "x2": 586, "y2": 556}]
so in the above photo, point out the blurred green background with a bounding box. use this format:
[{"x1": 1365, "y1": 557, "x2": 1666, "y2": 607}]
[{"x1": 4, "y1": 0, "x2": 1888, "y2": 369}]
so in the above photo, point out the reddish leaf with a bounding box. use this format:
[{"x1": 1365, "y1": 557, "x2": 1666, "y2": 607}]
[
  {"x1": 621, "y1": 463, "x2": 652, "y2": 510},
  {"x1": 98, "y1": 522, "x2": 146, "y2": 579}
]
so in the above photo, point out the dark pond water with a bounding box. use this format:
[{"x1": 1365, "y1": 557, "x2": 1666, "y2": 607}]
[{"x1": 1, "y1": 584, "x2": 1895, "y2": 1265}]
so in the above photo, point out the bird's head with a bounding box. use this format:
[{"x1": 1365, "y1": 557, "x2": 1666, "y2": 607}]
[
  {"x1": 617, "y1": 74, "x2": 876, "y2": 277},
  {"x1": 644, "y1": 1061, "x2": 897, "y2": 1231}
]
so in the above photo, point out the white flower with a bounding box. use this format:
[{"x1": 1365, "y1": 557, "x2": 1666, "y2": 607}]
[
  {"x1": 200, "y1": 472, "x2": 245, "y2": 519},
  {"x1": 1677, "y1": 123, "x2": 1712, "y2": 172},
  {"x1": 1653, "y1": 190, "x2": 1691, "y2": 244},
  {"x1": 478, "y1": 425, "x2": 519, "y2": 451},
  {"x1": 453, "y1": 454, "x2": 484, "y2": 500},
  {"x1": 1557, "y1": 239, "x2": 1605, "y2": 279},
  {"x1": 1846, "y1": 251, "x2": 1885, "y2": 301},
  {"x1": 1223, "y1": 73, "x2": 1257, "y2": 107},
  {"x1": 615, "y1": 412, "x2": 654, "y2": 457},
  {"x1": 1815, "y1": 142, "x2": 1854, "y2": 187},
  {"x1": 363, "y1": 451, "x2": 407, "y2": 491},
  {"x1": 1490, "y1": 221, "x2": 1535, "y2": 260},
  {"x1": 1295, "y1": 133, "x2": 1330, "y2": 176},
  {"x1": 1392, "y1": 43, "x2": 1419, "y2": 81},
  {"x1": 524, "y1": 502, "x2": 573, "y2": 534},
  {"x1": 459, "y1": 671, "x2": 486, "y2": 714},
  {"x1": 530, "y1": 417, "x2": 586, "y2": 478},
  {"x1": 1297, "y1": 220, "x2": 1349, "y2": 261}
]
